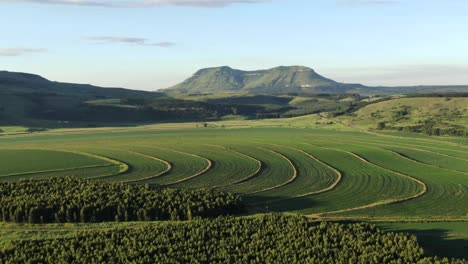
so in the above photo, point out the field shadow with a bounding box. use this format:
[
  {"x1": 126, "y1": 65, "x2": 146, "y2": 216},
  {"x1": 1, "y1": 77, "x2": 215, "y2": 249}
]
[
  {"x1": 243, "y1": 195, "x2": 327, "y2": 214},
  {"x1": 380, "y1": 226, "x2": 468, "y2": 260}
]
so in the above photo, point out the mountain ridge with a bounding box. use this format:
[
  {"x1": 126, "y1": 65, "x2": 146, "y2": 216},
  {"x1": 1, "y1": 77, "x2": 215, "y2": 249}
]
[
  {"x1": 165, "y1": 65, "x2": 354, "y2": 94},
  {"x1": 165, "y1": 66, "x2": 468, "y2": 95},
  {"x1": 0, "y1": 70, "x2": 152, "y2": 98}
]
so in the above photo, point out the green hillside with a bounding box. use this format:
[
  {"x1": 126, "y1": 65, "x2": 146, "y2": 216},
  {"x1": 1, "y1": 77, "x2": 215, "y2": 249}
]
[
  {"x1": 340, "y1": 97, "x2": 468, "y2": 136},
  {"x1": 165, "y1": 66, "x2": 468, "y2": 95},
  {"x1": 165, "y1": 66, "x2": 365, "y2": 94},
  {"x1": 0, "y1": 70, "x2": 366, "y2": 129},
  {"x1": 0, "y1": 71, "x2": 150, "y2": 98},
  {"x1": 0, "y1": 71, "x2": 162, "y2": 127},
  {"x1": 2, "y1": 70, "x2": 468, "y2": 137}
]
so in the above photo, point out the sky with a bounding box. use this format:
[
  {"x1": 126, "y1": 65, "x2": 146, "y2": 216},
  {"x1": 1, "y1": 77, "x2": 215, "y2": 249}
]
[{"x1": 1, "y1": 0, "x2": 468, "y2": 91}]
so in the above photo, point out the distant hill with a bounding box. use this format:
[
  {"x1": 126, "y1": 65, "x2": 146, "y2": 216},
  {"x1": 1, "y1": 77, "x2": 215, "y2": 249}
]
[
  {"x1": 165, "y1": 66, "x2": 362, "y2": 94},
  {"x1": 340, "y1": 97, "x2": 468, "y2": 136},
  {"x1": 0, "y1": 71, "x2": 151, "y2": 98},
  {"x1": 1, "y1": 69, "x2": 467, "y2": 135},
  {"x1": 0, "y1": 70, "x2": 365, "y2": 129},
  {"x1": 0, "y1": 71, "x2": 159, "y2": 127},
  {"x1": 165, "y1": 66, "x2": 468, "y2": 95}
]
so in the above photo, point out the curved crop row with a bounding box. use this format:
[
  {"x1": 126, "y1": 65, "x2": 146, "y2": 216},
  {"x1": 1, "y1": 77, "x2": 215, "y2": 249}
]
[
  {"x1": 0, "y1": 148, "x2": 128, "y2": 181},
  {"x1": 1, "y1": 127, "x2": 465, "y2": 220},
  {"x1": 344, "y1": 138, "x2": 468, "y2": 169},
  {"x1": 167, "y1": 144, "x2": 259, "y2": 188},
  {"x1": 245, "y1": 147, "x2": 298, "y2": 195},
  {"x1": 125, "y1": 145, "x2": 212, "y2": 186},
  {"x1": 386, "y1": 149, "x2": 468, "y2": 175},
  {"x1": 221, "y1": 146, "x2": 295, "y2": 194},
  {"x1": 306, "y1": 148, "x2": 427, "y2": 218},
  {"x1": 344, "y1": 137, "x2": 468, "y2": 159},
  {"x1": 120, "y1": 150, "x2": 172, "y2": 184},
  {"x1": 303, "y1": 141, "x2": 467, "y2": 217},
  {"x1": 0, "y1": 149, "x2": 115, "y2": 178},
  {"x1": 261, "y1": 143, "x2": 422, "y2": 215},
  {"x1": 208, "y1": 145, "x2": 263, "y2": 188},
  {"x1": 0, "y1": 164, "x2": 118, "y2": 181},
  {"x1": 246, "y1": 144, "x2": 340, "y2": 206},
  {"x1": 74, "y1": 148, "x2": 169, "y2": 182}
]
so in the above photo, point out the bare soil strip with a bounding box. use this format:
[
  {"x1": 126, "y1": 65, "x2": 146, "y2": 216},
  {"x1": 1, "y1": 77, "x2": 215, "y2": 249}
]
[
  {"x1": 147, "y1": 146, "x2": 213, "y2": 186},
  {"x1": 303, "y1": 143, "x2": 427, "y2": 218},
  {"x1": 0, "y1": 164, "x2": 118, "y2": 179},
  {"x1": 88, "y1": 148, "x2": 173, "y2": 184},
  {"x1": 203, "y1": 144, "x2": 263, "y2": 188},
  {"x1": 387, "y1": 150, "x2": 468, "y2": 176},
  {"x1": 249, "y1": 144, "x2": 343, "y2": 205},
  {"x1": 0, "y1": 148, "x2": 129, "y2": 179},
  {"x1": 345, "y1": 139, "x2": 468, "y2": 162},
  {"x1": 245, "y1": 147, "x2": 298, "y2": 195},
  {"x1": 310, "y1": 138, "x2": 468, "y2": 175}
]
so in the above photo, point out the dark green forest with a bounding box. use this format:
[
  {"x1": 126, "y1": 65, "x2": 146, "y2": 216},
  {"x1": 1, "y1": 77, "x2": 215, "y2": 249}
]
[
  {"x1": 1, "y1": 214, "x2": 465, "y2": 264},
  {"x1": 0, "y1": 178, "x2": 243, "y2": 223}
]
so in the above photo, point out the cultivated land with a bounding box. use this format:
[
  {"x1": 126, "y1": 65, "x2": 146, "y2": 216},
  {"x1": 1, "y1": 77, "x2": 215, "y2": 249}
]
[{"x1": 0, "y1": 116, "x2": 467, "y2": 259}]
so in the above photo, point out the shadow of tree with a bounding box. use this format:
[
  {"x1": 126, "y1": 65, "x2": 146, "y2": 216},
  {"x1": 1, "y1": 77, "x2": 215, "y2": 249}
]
[{"x1": 379, "y1": 226, "x2": 468, "y2": 260}]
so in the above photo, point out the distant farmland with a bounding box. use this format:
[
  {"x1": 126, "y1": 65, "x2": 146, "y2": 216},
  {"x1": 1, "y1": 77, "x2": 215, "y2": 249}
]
[{"x1": 0, "y1": 126, "x2": 466, "y2": 220}]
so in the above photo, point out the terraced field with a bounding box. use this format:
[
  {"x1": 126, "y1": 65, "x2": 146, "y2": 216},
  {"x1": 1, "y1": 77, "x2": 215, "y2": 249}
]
[{"x1": 0, "y1": 126, "x2": 466, "y2": 221}]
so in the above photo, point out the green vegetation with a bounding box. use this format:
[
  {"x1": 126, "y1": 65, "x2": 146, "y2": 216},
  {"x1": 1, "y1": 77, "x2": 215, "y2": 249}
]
[
  {"x1": 165, "y1": 66, "x2": 343, "y2": 94},
  {"x1": 0, "y1": 100, "x2": 467, "y2": 259},
  {"x1": 341, "y1": 97, "x2": 468, "y2": 136},
  {"x1": 0, "y1": 126, "x2": 466, "y2": 220},
  {"x1": 0, "y1": 149, "x2": 121, "y2": 179},
  {"x1": 2, "y1": 70, "x2": 467, "y2": 139},
  {"x1": 379, "y1": 222, "x2": 468, "y2": 259},
  {"x1": 3, "y1": 214, "x2": 465, "y2": 264},
  {"x1": 165, "y1": 66, "x2": 468, "y2": 95},
  {"x1": 0, "y1": 177, "x2": 243, "y2": 223},
  {"x1": 0, "y1": 71, "x2": 151, "y2": 98}
]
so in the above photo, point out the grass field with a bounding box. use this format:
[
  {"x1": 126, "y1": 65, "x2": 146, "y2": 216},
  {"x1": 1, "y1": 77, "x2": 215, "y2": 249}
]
[
  {"x1": 0, "y1": 121, "x2": 467, "y2": 259},
  {"x1": 340, "y1": 97, "x2": 468, "y2": 133}
]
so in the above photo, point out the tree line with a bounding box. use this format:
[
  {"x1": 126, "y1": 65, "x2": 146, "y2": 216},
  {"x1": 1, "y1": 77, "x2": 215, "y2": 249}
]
[
  {"x1": 0, "y1": 177, "x2": 243, "y2": 223},
  {"x1": 0, "y1": 214, "x2": 464, "y2": 263}
]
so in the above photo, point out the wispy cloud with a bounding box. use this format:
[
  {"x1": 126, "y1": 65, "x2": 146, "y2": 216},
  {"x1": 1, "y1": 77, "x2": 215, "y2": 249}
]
[
  {"x1": 152, "y1": 41, "x2": 176, "y2": 48},
  {"x1": 337, "y1": 0, "x2": 399, "y2": 6},
  {"x1": 83, "y1": 36, "x2": 176, "y2": 47},
  {"x1": 0, "y1": 48, "x2": 47, "y2": 56},
  {"x1": 1, "y1": 0, "x2": 268, "y2": 8}
]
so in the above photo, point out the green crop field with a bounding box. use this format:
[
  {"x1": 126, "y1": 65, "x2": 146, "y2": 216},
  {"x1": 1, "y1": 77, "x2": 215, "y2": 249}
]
[
  {"x1": 0, "y1": 121, "x2": 467, "y2": 259},
  {"x1": 0, "y1": 125, "x2": 466, "y2": 219}
]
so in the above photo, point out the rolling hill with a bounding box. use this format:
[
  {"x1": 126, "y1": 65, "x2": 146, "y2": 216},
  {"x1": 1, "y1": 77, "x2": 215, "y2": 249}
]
[
  {"x1": 340, "y1": 97, "x2": 468, "y2": 136},
  {"x1": 0, "y1": 71, "x2": 151, "y2": 98},
  {"x1": 0, "y1": 71, "x2": 159, "y2": 127},
  {"x1": 0, "y1": 70, "x2": 364, "y2": 128},
  {"x1": 165, "y1": 66, "x2": 468, "y2": 95},
  {"x1": 1, "y1": 69, "x2": 468, "y2": 136}
]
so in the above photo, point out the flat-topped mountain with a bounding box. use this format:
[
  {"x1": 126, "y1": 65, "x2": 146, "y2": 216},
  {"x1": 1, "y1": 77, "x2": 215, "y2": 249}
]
[
  {"x1": 165, "y1": 66, "x2": 363, "y2": 94},
  {"x1": 165, "y1": 66, "x2": 468, "y2": 95}
]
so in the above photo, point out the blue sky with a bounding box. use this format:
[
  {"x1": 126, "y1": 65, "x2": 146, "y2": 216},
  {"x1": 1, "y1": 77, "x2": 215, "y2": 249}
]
[{"x1": 1, "y1": 0, "x2": 468, "y2": 90}]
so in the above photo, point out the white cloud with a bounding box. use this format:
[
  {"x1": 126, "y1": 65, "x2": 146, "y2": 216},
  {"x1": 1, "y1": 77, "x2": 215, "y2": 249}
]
[
  {"x1": 0, "y1": 48, "x2": 47, "y2": 56},
  {"x1": 1, "y1": 0, "x2": 268, "y2": 7},
  {"x1": 83, "y1": 36, "x2": 176, "y2": 47}
]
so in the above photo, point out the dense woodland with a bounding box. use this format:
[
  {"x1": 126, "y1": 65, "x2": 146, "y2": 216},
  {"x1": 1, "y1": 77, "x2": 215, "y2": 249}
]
[
  {"x1": 0, "y1": 178, "x2": 243, "y2": 223},
  {"x1": 1, "y1": 214, "x2": 465, "y2": 263}
]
